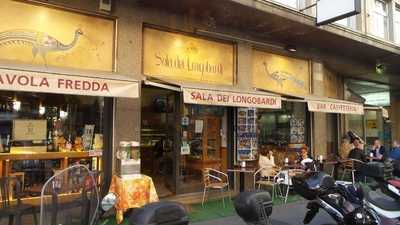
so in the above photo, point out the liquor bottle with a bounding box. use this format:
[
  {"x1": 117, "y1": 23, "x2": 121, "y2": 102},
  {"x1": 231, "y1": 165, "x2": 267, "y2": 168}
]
[
  {"x1": 47, "y1": 131, "x2": 54, "y2": 152},
  {"x1": 4, "y1": 135, "x2": 11, "y2": 153},
  {"x1": 0, "y1": 135, "x2": 3, "y2": 153},
  {"x1": 66, "y1": 134, "x2": 72, "y2": 151}
]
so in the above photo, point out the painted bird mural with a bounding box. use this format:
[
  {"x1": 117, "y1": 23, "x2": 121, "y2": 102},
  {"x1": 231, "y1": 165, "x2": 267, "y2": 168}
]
[{"x1": 0, "y1": 28, "x2": 83, "y2": 65}]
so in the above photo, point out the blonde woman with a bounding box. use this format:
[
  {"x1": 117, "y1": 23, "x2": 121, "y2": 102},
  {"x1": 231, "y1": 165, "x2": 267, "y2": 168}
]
[{"x1": 258, "y1": 150, "x2": 277, "y2": 178}]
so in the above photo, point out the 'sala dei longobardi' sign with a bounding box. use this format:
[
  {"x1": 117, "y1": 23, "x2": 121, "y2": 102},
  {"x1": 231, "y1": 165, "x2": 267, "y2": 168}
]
[{"x1": 143, "y1": 27, "x2": 235, "y2": 85}]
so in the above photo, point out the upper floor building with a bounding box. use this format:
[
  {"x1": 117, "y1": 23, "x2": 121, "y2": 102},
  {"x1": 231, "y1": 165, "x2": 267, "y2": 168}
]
[{"x1": 271, "y1": 0, "x2": 400, "y2": 46}]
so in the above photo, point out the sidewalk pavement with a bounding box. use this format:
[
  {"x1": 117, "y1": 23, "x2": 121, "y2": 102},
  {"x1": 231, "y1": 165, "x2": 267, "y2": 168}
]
[{"x1": 191, "y1": 200, "x2": 336, "y2": 225}]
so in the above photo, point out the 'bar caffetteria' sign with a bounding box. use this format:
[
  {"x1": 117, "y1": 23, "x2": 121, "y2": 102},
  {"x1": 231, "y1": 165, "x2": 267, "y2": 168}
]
[
  {"x1": 143, "y1": 27, "x2": 234, "y2": 85},
  {"x1": 0, "y1": 68, "x2": 139, "y2": 98},
  {"x1": 307, "y1": 100, "x2": 364, "y2": 115},
  {"x1": 183, "y1": 88, "x2": 281, "y2": 109}
]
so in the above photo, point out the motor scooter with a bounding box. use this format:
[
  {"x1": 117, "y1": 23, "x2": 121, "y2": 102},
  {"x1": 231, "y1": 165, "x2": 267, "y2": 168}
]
[
  {"x1": 292, "y1": 171, "x2": 380, "y2": 225},
  {"x1": 359, "y1": 161, "x2": 400, "y2": 224}
]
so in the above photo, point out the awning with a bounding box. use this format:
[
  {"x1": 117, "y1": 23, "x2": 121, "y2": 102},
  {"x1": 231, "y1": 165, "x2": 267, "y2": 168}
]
[
  {"x1": 144, "y1": 77, "x2": 282, "y2": 109},
  {"x1": 0, "y1": 63, "x2": 139, "y2": 98},
  {"x1": 306, "y1": 96, "x2": 364, "y2": 115}
]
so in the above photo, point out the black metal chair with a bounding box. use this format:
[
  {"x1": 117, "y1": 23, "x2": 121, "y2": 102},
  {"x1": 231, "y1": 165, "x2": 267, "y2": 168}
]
[{"x1": 0, "y1": 176, "x2": 38, "y2": 225}]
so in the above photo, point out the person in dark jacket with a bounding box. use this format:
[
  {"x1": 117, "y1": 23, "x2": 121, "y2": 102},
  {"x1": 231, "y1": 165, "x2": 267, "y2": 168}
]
[
  {"x1": 348, "y1": 139, "x2": 366, "y2": 162},
  {"x1": 389, "y1": 141, "x2": 400, "y2": 160},
  {"x1": 347, "y1": 137, "x2": 366, "y2": 182},
  {"x1": 370, "y1": 139, "x2": 385, "y2": 161}
]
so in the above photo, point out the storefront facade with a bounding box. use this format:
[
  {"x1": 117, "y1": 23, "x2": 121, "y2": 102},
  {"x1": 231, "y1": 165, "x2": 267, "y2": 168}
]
[{"x1": 10, "y1": 0, "x2": 398, "y2": 204}]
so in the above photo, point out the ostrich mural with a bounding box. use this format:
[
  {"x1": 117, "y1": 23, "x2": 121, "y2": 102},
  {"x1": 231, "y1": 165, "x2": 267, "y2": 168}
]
[
  {"x1": 262, "y1": 61, "x2": 305, "y2": 88},
  {"x1": 0, "y1": 28, "x2": 83, "y2": 65}
]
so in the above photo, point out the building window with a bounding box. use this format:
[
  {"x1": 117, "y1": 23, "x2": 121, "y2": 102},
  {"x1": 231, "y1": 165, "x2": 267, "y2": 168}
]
[
  {"x1": 371, "y1": 0, "x2": 389, "y2": 39},
  {"x1": 335, "y1": 15, "x2": 357, "y2": 30},
  {"x1": 394, "y1": 4, "x2": 400, "y2": 44},
  {"x1": 274, "y1": 0, "x2": 301, "y2": 9}
]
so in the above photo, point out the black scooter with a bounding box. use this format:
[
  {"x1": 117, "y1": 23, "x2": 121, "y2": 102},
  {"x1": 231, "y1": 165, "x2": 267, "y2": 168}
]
[{"x1": 292, "y1": 171, "x2": 380, "y2": 225}]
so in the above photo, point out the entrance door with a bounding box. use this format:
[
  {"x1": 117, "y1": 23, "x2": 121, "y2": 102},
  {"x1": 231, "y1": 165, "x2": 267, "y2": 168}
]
[{"x1": 141, "y1": 87, "x2": 178, "y2": 197}]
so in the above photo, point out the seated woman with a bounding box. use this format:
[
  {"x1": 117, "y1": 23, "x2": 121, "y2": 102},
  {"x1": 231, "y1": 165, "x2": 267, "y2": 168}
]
[
  {"x1": 298, "y1": 147, "x2": 315, "y2": 171},
  {"x1": 258, "y1": 150, "x2": 277, "y2": 178}
]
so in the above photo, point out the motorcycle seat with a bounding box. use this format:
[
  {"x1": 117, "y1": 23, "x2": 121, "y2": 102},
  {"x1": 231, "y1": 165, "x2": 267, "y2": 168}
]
[
  {"x1": 366, "y1": 191, "x2": 400, "y2": 211},
  {"x1": 388, "y1": 180, "x2": 400, "y2": 189}
]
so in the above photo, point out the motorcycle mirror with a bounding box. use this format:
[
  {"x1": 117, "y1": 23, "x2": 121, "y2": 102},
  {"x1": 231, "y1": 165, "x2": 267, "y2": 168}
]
[{"x1": 101, "y1": 193, "x2": 117, "y2": 211}]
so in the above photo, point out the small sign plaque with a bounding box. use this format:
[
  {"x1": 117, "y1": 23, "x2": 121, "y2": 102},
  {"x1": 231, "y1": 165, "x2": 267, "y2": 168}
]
[{"x1": 13, "y1": 119, "x2": 46, "y2": 141}]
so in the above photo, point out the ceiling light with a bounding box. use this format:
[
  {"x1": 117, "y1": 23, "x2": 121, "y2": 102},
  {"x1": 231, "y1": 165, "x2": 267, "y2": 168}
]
[
  {"x1": 12, "y1": 100, "x2": 21, "y2": 111},
  {"x1": 39, "y1": 105, "x2": 46, "y2": 115},
  {"x1": 285, "y1": 44, "x2": 297, "y2": 52},
  {"x1": 60, "y1": 110, "x2": 68, "y2": 119}
]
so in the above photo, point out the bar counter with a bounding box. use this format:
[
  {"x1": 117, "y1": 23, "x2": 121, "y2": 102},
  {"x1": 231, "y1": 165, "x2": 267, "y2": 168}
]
[{"x1": 0, "y1": 150, "x2": 102, "y2": 177}]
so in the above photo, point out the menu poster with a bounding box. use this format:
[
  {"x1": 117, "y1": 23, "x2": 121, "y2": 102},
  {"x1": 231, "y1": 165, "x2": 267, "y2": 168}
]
[
  {"x1": 13, "y1": 119, "x2": 46, "y2": 141},
  {"x1": 83, "y1": 124, "x2": 95, "y2": 150},
  {"x1": 237, "y1": 108, "x2": 257, "y2": 161},
  {"x1": 290, "y1": 118, "x2": 305, "y2": 144}
]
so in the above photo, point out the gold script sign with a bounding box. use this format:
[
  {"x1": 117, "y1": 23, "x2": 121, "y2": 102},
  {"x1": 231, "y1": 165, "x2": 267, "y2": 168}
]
[
  {"x1": 252, "y1": 50, "x2": 310, "y2": 96},
  {"x1": 143, "y1": 27, "x2": 234, "y2": 85},
  {"x1": 0, "y1": 0, "x2": 114, "y2": 71}
]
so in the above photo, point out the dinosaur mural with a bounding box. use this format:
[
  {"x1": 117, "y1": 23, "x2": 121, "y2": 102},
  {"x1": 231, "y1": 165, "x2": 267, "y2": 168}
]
[
  {"x1": 262, "y1": 61, "x2": 305, "y2": 88},
  {"x1": 0, "y1": 28, "x2": 83, "y2": 65}
]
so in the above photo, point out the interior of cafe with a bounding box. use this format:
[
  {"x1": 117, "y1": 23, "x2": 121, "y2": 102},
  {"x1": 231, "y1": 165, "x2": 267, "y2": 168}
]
[
  {"x1": 256, "y1": 101, "x2": 310, "y2": 165},
  {"x1": 0, "y1": 91, "x2": 106, "y2": 198}
]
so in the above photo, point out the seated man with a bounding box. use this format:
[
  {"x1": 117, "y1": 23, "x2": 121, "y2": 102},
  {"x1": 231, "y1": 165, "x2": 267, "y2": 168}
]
[
  {"x1": 347, "y1": 137, "x2": 366, "y2": 182},
  {"x1": 370, "y1": 139, "x2": 385, "y2": 161},
  {"x1": 348, "y1": 139, "x2": 366, "y2": 162},
  {"x1": 389, "y1": 141, "x2": 400, "y2": 160}
]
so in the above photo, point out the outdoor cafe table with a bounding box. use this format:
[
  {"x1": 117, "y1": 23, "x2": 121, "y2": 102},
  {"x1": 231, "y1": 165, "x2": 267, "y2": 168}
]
[
  {"x1": 227, "y1": 166, "x2": 256, "y2": 192},
  {"x1": 109, "y1": 174, "x2": 159, "y2": 224}
]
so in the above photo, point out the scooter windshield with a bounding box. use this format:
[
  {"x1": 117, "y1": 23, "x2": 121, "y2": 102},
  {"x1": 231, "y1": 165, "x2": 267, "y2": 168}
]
[{"x1": 39, "y1": 164, "x2": 100, "y2": 225}]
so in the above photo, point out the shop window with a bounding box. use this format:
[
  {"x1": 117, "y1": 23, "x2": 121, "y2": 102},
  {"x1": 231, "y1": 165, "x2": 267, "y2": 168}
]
[
  {"x1": 0, "y1": 91, "x2": 105, "y2": 197},
  {"x1": 257, "y1": 102, "x2": 308, "y2": 165},
  {"x1": 346, "y1": 114, "x2": 365, "y2": 140},
  {"x1": 370, "y1": 0, "x2": 389, "y2": 39}
]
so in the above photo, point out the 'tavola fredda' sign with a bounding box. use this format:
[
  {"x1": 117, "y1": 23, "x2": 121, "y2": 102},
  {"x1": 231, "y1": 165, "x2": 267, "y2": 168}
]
[{"x1": 0, "y1": 68, "x2": 138, "y2": 98}]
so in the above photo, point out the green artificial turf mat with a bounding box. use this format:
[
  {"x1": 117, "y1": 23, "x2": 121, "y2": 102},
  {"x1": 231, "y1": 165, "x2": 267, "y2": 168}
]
[{"x1": 188, "y1": 190, "x2": 304, "y2": 223}]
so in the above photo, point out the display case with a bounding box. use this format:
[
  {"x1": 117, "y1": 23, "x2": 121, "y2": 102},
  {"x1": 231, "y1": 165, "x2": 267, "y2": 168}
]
[{"x1": 187, "y1": 116, "x2": 221, "y2": 171}]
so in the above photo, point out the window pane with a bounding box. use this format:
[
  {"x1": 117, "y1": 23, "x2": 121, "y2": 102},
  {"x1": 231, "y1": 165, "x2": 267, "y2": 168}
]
[
  {"x1": 275, "y1": 0, "x2": 298, "y2": 8},
  {"x1": 372, "y1": 0, "x2": 388, "y2": 38},
  {"x1": 335, "y1": 18, "x2": 349, "y2": 27},
  {"x1": 395, "y1": 7, "x2": 400, "y2": 43}
]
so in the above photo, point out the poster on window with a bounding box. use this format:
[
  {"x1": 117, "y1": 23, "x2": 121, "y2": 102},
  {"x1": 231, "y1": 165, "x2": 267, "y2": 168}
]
[
  {"x1": 13, "y1": 119, "x2": 46, "y2": 141},
  {"x1": 237, "y1": 108, "x2": 257, "y2": 161},
  {"x1": 290, "y1": 118, "x2": 305, "y2": 144}
]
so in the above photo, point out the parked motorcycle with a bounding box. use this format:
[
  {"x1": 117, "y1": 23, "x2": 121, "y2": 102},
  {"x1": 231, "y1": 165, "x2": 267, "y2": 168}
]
[
  {"x1": 360, "y1": 161, "x2": 400, "y2": 224},
  {"x1": 292, "y1": 171, "x2": 380, "y2": 225}
]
